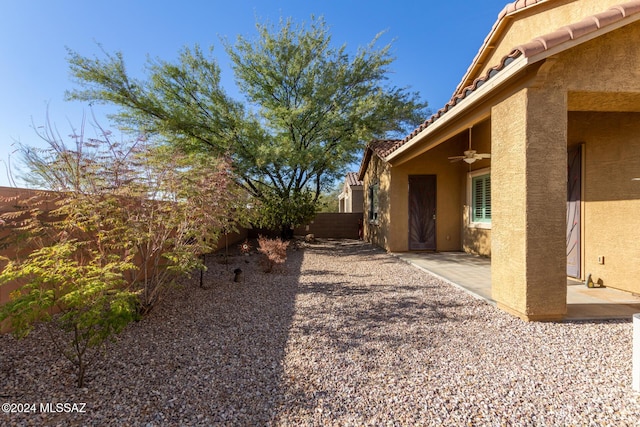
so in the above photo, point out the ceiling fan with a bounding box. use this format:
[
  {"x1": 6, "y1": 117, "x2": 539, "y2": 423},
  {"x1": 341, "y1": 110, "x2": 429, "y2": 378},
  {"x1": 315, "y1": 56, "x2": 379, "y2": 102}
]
[{"x1": 448, "y1": 127, "x2": 491, "y2": 164}]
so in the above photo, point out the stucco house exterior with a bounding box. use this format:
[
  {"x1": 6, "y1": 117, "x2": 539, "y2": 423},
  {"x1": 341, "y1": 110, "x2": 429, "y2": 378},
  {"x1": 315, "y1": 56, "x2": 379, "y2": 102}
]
[
  {"x1": 338, "y1": 172, "x2": 364, "y2": 213},
  {"x1": 358, "y1": 0, "x2": 640, "y2": 321}
]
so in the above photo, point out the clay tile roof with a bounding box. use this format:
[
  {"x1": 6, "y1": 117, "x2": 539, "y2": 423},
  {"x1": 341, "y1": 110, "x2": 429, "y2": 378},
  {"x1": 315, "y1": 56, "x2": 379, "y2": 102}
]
[
  {"x1": 345, "y1": 172, "x2": 363, "y2": 187},
  {"x1": 369, "y1": 139, "x2": 403, "y2": 158},
  {"x1": 381, "y1": 0, "x2": 640, "y2": 159},
  {"x1": 498, "y1": 0, "x2": 546, "y2": 20},
  {"x1": 514, "y1": 1, "x2": 640, "y2": 57},
  {"x1": 357, "y1": 139, "x2": 402, "y2": 179}
]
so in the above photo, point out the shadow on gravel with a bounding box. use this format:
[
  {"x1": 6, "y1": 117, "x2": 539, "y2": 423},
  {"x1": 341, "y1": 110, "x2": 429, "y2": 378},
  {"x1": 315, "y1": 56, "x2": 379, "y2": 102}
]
[
  {"x1": 267, "y1": 239, "x2": 480, "y2": 422},
  {"x1": 133, "y1": 248, "x2": 306, "y2": 425},
  {"x1": 303, "y1": 269, "x2": 347, "y2": 277},
  {"x1": 302, "y1": 296, "x2": 467, "y2": 353},
  {"x1": 304, "y1": 239, "x2": 383, "y2": 256},
  {"x1": 0, "y1": 244, "x2": 305, "y2": 426},
  {"x1": 562, "y1": 318, "x2": 632, "y2": 325},
  {"x1": 0, "y1": 238, "x2": 482, "y2": 426},
  {"x1": 294, "y1": 240, "x2": 471, "y2": 355},
  {"x1": 299, "y1": 283, "x2": 371, "y2": 296}
]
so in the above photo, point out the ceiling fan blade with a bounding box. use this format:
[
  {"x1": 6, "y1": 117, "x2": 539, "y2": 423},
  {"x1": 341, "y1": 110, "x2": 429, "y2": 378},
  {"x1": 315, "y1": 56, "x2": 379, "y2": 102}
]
[{"x1": 448, "y1": 127, "x2": 490, "y2": 165}]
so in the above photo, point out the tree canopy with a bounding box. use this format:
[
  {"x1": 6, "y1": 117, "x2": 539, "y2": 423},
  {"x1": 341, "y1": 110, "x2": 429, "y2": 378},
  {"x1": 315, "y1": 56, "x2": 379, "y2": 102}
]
[{"x1": 66, "y1": 16, "x2": 427, "y2": 230}]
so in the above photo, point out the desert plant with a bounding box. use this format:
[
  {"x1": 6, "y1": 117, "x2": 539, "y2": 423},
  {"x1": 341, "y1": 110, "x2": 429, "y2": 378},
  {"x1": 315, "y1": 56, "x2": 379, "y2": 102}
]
[
  {"x1": 0, "y1": 240, "x2": 137, "y2": 387},
  {"x1": 0, "y1": 113, "x2": 254, "y2": 386},
  {"x1": 256, "y1": 236, "x2": 289, "y2": 273},
  {"x1": 12, "y1": 114, "x2": 253, "y2": 313},
  {"x1": 117, "y1": 147, "x2": 251, "y2": 313}
]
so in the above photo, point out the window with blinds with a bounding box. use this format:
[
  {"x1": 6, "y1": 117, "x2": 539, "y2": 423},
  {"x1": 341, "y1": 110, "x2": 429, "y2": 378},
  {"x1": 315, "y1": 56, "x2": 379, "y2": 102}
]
[{"x1": 472, "y1": 174, "x2": 491, "y2": 223}]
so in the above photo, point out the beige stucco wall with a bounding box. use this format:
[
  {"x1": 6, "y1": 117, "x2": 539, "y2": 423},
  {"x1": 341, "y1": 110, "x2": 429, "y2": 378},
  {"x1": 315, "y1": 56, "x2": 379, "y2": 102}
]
[
  {"x1": 491, "y1": 91, "x2": 528, "y2": 316},
  {"x1": 462, "y1": 209, "x2": 491, "y2": 256},
  {"x1": 362, "y1": 154, "x2": 393, "y2": 251},
  {"x1": 491, "y1": 83, "x2": 568, "y2": 321},
  {"x1": 363, "y1": 135, "x2": 483, "y2": 253},
  {"x1": 568, "y1": 112, "x2": 640, "y2": 295},
  {"x1": 478, "y1": 0, "x2": 631, "y2": 79},
  {"x1": 390, "y1": 138, "x2": 466, "y2": 252},
  {"x1": 462, "y1": 119, "x2": 492, "y2": 257},
  {"x1": 554, "y1": 21, "x2": 640, "y2": 295},
  {"x1": 361, "y1": 121, "x2": 494, "y2": 255},
  {"x1": 339, "y1": 184, "x2": 363, "y2": 213},
  {"x1": 559, "y1": 22, "x2": 640, "y2": 95},
  {"x1": 481, "y1": 14, "x2": 640, "y2": 321},
  {"x1": 0, "y1": 185, "x2": 250, "y2": 331},
  {"x1": 349, "y1": 187, "x2": 363, "y2": 213},
  {"x1": 363, "y1": 6, "x2": 640, "y2": 319},
  {"x1": 488, "y1": 16, "x2": 640, "y2": 318}
]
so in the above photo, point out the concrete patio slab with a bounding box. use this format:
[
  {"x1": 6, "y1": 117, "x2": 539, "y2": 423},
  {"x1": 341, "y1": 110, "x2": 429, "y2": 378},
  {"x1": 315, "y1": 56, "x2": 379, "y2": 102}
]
[{"x1": 393, "y1": 251, "x2": 640, "y2": 321}]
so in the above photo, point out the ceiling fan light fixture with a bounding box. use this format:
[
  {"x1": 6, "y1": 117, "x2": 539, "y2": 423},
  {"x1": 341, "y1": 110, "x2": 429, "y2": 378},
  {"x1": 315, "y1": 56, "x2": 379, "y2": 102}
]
[{"x1": 448, "y1": 126, "x2": 489, "y2": 164}]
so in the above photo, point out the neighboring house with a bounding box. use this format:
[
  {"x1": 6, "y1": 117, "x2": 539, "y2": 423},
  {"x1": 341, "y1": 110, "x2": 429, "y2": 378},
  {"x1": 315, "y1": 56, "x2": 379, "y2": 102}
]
[
  {"x1": 338, "y1": 172, "x2": 364, "y2": 213},
  {"x1": 358, "y1": 0, "x2": 640, "y2": 321}
]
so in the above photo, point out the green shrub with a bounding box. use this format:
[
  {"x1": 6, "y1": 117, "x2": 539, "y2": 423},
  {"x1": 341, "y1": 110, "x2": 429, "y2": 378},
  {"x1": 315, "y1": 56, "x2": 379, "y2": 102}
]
[{"x1": 0, "y1": 241, "x2": 137, "y2": 387}]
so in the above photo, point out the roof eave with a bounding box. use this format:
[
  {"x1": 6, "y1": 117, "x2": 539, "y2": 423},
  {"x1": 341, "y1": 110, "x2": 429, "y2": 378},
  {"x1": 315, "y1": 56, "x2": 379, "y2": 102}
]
[
  {"x1": 386, "y1": 7, "x2": 640, "y2": 165},
  {"x1": 519, "y1": 8, "x2": 640, "y2": 59},
  {"x1": 357, "y1": 147, "x2": 373, "y2": 181},
  {"x1": 385, "y1": 54, "x2": 529, "y2": 164},
  {"x1": 454, "y1": 0, "x2": 550, "y2": 96}
]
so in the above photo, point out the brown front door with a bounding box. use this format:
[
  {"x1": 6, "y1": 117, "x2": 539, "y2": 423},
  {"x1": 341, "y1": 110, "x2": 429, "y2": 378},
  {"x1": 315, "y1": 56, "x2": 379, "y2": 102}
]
[
  {"x1": 567, "y1": 145, "x2": 581, "y2": 278},
  {"x1": 409, "y1": 175, "x2": 436, "y2": 251}
]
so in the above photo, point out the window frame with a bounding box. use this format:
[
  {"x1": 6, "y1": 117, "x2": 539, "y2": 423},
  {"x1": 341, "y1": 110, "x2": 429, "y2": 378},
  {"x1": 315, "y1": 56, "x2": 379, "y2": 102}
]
[
  {"x1": 467, "y1": 168, "x2": 491, "y2": 229},
  {"x1": 368, "y1": 182, "x2": 379, "y2": 223}
]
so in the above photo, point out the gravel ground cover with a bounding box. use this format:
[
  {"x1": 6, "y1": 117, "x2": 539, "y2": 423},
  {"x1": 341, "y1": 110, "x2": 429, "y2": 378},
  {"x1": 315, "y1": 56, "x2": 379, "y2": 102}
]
[{"x1": 0, "y1": 238, "x2": 639, "y2": 426}]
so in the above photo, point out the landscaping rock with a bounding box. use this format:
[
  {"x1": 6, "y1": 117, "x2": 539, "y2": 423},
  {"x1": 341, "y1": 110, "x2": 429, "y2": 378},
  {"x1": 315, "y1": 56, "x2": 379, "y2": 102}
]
[{"x1": 0, "y1": 239, "x2": 638, "y2": 426}]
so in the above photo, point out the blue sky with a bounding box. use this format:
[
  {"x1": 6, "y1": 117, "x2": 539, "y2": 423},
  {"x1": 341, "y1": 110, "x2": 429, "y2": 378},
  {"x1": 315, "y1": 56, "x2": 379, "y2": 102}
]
[{"x1": 0, "y1": 0, "x2": 510, "y2": 187}]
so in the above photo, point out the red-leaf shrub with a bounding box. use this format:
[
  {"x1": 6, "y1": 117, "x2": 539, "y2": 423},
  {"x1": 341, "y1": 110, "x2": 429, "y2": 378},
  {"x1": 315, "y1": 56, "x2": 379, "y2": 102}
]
[{"x1": 257, "y1": 236, "x2": 289, "y2": 273}]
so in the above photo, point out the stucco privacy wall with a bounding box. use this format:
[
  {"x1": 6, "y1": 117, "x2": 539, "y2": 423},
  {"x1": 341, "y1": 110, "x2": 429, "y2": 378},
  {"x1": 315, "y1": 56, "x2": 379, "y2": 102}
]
[
  {"x1": 477, "y1": 0, "x2": 633, "y2": 81},
  {"x1": 568, "y1": 112, "x2": 640, "y2": 295},
  {"x1": 295, "y1": 213, "x2": 361, "y2": 239},
  {"x1": 0, "y1": 186, "x2": 249, "y2": 311},
  {"x1": 0, "y1": 187, "x2": 54, "y2": 312}
]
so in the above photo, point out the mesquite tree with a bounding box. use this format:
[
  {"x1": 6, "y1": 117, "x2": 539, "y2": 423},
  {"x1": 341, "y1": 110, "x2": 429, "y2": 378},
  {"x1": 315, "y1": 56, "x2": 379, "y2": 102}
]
[{"x1": 65, "y1": 16, "x2": 427, "y2": 231}]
